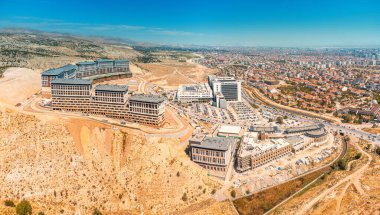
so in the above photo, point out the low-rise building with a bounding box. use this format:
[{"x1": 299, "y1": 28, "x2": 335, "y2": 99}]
[
  {"x1": 217, "y1": 124, "x2": 242, "y2": 138},
  {"x1": 285, "y1": 124, "x2": 325, "y2": 134},
  {"x1": 305, "y1": 128, "x2": 328, "y2": 144}
]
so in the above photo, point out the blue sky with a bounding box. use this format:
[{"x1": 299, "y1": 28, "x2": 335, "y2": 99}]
[{"x1": 0, "y1": 0, "x2": 379, "y2": 47}]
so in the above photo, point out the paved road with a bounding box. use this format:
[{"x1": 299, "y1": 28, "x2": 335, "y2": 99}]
[{"x1": 243, "y1": 87, "x2": 380, "y2": 146}]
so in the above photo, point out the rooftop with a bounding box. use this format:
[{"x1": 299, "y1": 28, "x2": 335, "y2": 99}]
[
  {"x1": 305, "y1": 128, "x2": 327, "y2": 138},
  {"x1": 191, "y1": 136, "x2": 235, "y2": 151},
  {"x1": 285, "y1": 124, "x2": 324, "y2": 133},
  {"x1": 114, "y1": 59, "x2": 129, "y2": 63},
  {"x1": 285, "y1": 136, "x2": 304, "y2": 145},
  {"x1": 41, "y1": 64, "x2": 77, "y2": 76},
  {"x1": 95, "y1": 84, "x2": 128, "y2": 92},
  {"x1": 51, "y1": 78, "x2": 92, "y2": 85},
  {"x1": 96, "y1": 58, "x2": 113, "y2": 63},
  {"x1": 250, "y1": 126, "x2": 280, "y2": 133},
  {"x1": 218, "y1": 124, "x2": 241, "y2": 135},
  {"x1": 77, "y1": 61, "x2": 96, "y2": 66},
  {"x1": 129, "y1": 94, "x2": 165, "y2": 103}
]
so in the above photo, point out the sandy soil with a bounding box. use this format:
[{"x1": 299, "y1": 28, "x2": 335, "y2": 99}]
[
  {"x1": 0, "y1": 67, "x2": 40, "y2": 106},
  {"x1": 272, "y1": 138, "x2": 379, "y2": 215},
  {"x1": 136, "y1": 62, "x2": 218, "y2": 90}
]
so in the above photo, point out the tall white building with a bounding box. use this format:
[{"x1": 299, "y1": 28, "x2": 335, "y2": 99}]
[{"x1": 208, "y1": 75, "x2": 242, "y2": 107}]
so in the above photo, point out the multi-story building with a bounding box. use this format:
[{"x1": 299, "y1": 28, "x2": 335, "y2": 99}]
[
  {"x1": 41, "y1": 64, "x2": 77, "y2": 89},
  {"x1": 42, "y1": 59, "x2": 131, "y2": 92},
  {"x1": 176, "y1": 83, "x2": 213, "y2": 103},
  {"x1": 113, "y1": 59, "x2": 130, "y2": 73},
  {"x1": 92, "y1": 85, "x2": 129, "y2": 118},
  {"x1": 76, "y1": 61, "x2": 97, "y2": 78},
  {"x1": 51, "y1": 79, "x2": 92, "y2": 113},
  {"x1": 237, "y1": 133, "x2": 292, "y2": 172},
  {"x1": 96, "y1": 59, "x2": 114, "y2": 74},
  {"x1": 127, "y1": 94, "x2": 166, "y2": 126},
  {"x1": 190, "y1": 134, "x2": 237, "y2": 178},
  {"x1": 208, "y1": 75, "x2": 242, "y2": 102},
  {"x1": 50, "y1": 79, "x2": 165, "y2": 126}
]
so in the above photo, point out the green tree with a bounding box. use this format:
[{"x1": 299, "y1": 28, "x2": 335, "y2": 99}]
[{"x1": 16, "y1": 200, "x2": 32, "y2": 215}]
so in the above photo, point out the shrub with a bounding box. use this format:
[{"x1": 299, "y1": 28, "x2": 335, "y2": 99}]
[
  {"x1": 354, "y1": 153, "x2": 362, "y2": 160},
  {"x1": 211, "y1": 189, "x2": 216, "y2": 195},
  {"x1": 176, "y1": 171, "x2": 180, "y2": 177},
  {"x1": 93, "y1": 208, "x2": 102, "y2": 215},
  {"x1": 337, "y1": 159, "x2": 346, "y2": 170},
  {"x1": 38, "y1": 212, "x2": 45, "y2": 215},
  {"x1": 181, "y1": 193, "x2": 188, "y2": 201},
  {"x1": 230, "y1": 190, "x2": 236, "y2": 198},
  {"x1": 4, "y1": 200, "x2": 15, "y2": 207},
  {"x1": 16, "y1": 200, "x2": 32, "y2": 215},
  {"x1": 376, "y1": 147, "x2": 380, "y2": 156}
]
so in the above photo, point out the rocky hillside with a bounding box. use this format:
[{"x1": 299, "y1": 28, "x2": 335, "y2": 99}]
[{"x1": 0, "y1": 29, "x2": 141, "y2": 74}]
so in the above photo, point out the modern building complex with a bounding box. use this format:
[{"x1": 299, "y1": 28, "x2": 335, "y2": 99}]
[
  {"x1": 237, "y1": 133, "x2": 293, "y2": 172},
  {"x1": 128, "y1": 94, "x2": 166, "y2": 126},
  {"x1": 51, "y1": 78, "x2": 165, "y2": 126},
  {"x1": 77, "y1": 59, "x2": 130, "y2": 78},
  {"x1": 190, "y1": 134, "x2": 237, "y2": 178},
  {"x1": 41, "y1": 65, "x2": 77, "y2": 91},
  {"x1": 176, "y1": 83, "x2": 213, "y2": 103},
  {"x1": 208, "y1": 75, "x2": 242, "y2": 102},
  {"x1": 41, "y1": 59, "x2": 131, "y2": 90},
  {"x1": 174, "y1": 75, "x2": 241, "y2": 108}
]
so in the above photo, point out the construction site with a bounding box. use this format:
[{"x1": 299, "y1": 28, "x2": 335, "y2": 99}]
[{"x1": 0, "y1": 30, "x2": 379, "y2": 215}]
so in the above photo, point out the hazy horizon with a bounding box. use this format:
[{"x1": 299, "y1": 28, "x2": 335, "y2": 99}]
[{"x1": 1, "y1": 0, "x2": 380, "y2": 47}]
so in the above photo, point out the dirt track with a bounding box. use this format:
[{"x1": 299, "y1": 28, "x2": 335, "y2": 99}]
[{"x1": 295, "y1": 138, "x2": 372, "y2": 215}]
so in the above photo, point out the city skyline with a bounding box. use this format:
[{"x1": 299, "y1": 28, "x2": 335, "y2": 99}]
[{"x1": 1, "y1": 0, "x2": 380, "y2": 47}]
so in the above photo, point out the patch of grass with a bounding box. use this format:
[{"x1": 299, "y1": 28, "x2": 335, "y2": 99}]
[{"x1": 233, "y1": 167, "x2": 328, "y2": 215}]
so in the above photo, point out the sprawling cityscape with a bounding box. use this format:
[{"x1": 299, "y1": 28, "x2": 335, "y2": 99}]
[{"x1": 0, "y1": 0, "x2": 380, "y2": 215}]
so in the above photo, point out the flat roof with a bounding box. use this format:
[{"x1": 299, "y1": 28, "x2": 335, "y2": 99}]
[
  {"x1": 95, "y1": 84, "x2": 128, "y2": 92},
  {"x1": 250, "y1": 126, "x2": 279, "y2": 133},
  {"x1": 191, "y1": 136, "x2": 235, "y2": 151},
  {"x1": 285, "y1": 136, "x2": 304, "y2": 145},
  {"x1": 51, "y1": 78, "x2": 92, "y2": 85},
  {"x1": 77, "y1": 61, "x2": 96, "y2": 66},
  {"x1": 218, "y1": 124, "x2": 241, "y2": 135},
  {"x1": 114, "y1": 59, "x2": 129, "y2": 63},
  {"x1": 41, "y1": 64, "x2": 77, "y2": 76},
  {"x1": 305, "y1": 128, "x2": 327, "y2": 137},
  {"x1": 285, "y1": 124, "x2": 324, "y2": 133},
  {"x1": 96, "y1": 58, "x2": 113, "y2": 63},
  {"x1": 129, "y1": 94, "x2": 165, "y2": 103}
]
